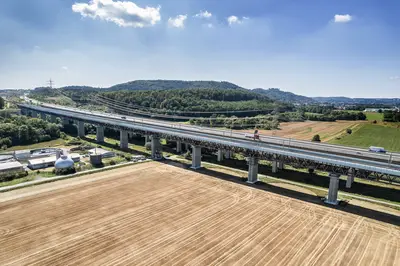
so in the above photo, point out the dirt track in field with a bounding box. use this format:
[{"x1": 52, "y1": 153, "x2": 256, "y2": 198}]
[{"x1": 0, "y1": 162, "x2": 399, "y2": 265}]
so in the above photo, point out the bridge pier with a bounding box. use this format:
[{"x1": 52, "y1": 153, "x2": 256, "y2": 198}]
[
  {"x1": 247, "y1": 157, "x2": 259, "y2": 184},
  {"x1": 62, "y1": 117, "x2": 70, "y2": 126},
  {"x1": 77, "y1": 121, "x2": 85, "y2": 137},
  {"x1": 96, "y1": 126, "x2": 105, "y2": 143},
  {"x1": 346, "y1": 168, "x2": 355, "y2": 189},
  {"x1": 278, "y1": 161, "x2": 284, "y2": 170},
  {"x1": 120, "y1": 130, "x2": 129, "y2": 150},
  {"x1": 191, "y1": 146, "x2": 202, "y2": 169},
  {"x1": 272, "y1": 160, "x2": 278, "y2": 173},
  {"x1": 217, "y1": 149, "x2": 224, "y2": 162},
  {"x1": 325, "y1": 173, "x2": 340, "y2": 205},
  {"x1": 176, "y1": 140, "x2": 182, "y2": 153},
  {"x1": 20, "y1": 108, "x2": 27, "y2": 116},
  {"x1": 151, "y1": 137, "x2": 162, "y2": 160},
  {"x1": 40, "y1": 112, "x2": 46, "y2": 121},
  {"x1": 144, "y1": 134, "x2": 150, "y2": 143},
  {"x1": 50, "y1": 115, "x2": 57, "y2": 124},
  {"x1": 224, "y1": 150, "x2": 233, "y2": 159},
  {"x1": 185, "y1": 143, "x2": 189, "y2": 151},
  {"x1": 30, "y1": 110, "x2": 37, "y2": 118}
]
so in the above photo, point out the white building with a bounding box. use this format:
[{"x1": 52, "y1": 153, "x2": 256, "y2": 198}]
[
  {"x1": 0, "y1": 161, "x2": 24, "y2": 174},
  {"x1": 28, "y1": 153, "x2": 80, "y2": 170},
  {"x1": 88, "y1": 148, "x2": 115, "y2": 159}
]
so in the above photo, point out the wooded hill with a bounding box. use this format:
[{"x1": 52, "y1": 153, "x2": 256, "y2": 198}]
[
  {"x1": 29, "y1": 80, "x2": 293, "y2": 115},
  {"x1": 253, "y1": 88, "x2": 316, "y2": 104}
]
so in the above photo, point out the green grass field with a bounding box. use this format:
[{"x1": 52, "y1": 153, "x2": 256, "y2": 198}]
[
  {"x1": 346, "y1": 110, "x2": 384, "y2": 121},
  {"x1": 5, "y1": 138, "x2": 67, "y2": 152},
  {"x1": 329, "y1": 123, "x2": 400, "y2": 151},
  {"x1": 365, "y1": 112, "x2": 384, "y2": 121}
]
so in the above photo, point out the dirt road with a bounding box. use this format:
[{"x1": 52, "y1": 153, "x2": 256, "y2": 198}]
[{"x1": 0, "y1": 162, "x2": 398, "y2": 265}]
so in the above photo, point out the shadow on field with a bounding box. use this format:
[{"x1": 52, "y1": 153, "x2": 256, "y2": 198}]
[
  {"x1": 160, "y1": 159, "x2": 400, "y2": 226},
  {"x1": 201, "y1": 154, "x2": 400, "y2": 203}
]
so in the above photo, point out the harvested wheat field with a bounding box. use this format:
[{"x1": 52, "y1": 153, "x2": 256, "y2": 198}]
[
  {"x1": 0, "y1": 162, "x2": 399, "y2": 265},
  {"x1": 253, "y1": 121, "x2": 362, "y2": 141}
]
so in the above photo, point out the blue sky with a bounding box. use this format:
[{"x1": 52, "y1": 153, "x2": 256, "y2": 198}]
[{"x1": 0, "y1": 0, "x2": 399, "y2": 97}]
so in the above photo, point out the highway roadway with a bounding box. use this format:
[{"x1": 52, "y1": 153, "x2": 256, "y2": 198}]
[
  {"x1": 19, "y1": 103, "x2": 400, "y2": 177},
  {"x1": 38, "y1": 102, "x2": 400, "y2": 165}
]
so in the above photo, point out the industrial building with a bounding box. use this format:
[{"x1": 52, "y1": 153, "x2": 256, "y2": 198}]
[
  {"x1": 88, "y1": 148, "x2": 115, "y2": 159},
  {"x1": 28, "y1": 153, "x2": 80, "y2": 170},
  {"x1": 0, "y1": 161, "x2": 24, "y2": 174}
]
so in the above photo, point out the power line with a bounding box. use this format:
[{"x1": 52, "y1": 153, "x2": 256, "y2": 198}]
[{"x1": 47, "y1": 79, "x2": 54, "y2": 89}]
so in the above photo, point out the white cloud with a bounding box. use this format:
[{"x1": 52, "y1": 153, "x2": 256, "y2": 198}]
[
  {"x1": 389, "y1": 76, "x2": 400, "y2": 80},
  {"x1": 72, "y1": 0, "x2": 161, "y2": 28},
  {"x1": 227, "y1": 15, "x2": 248, "y2": 25},
  {"x1": 195, "y1": 10, "x2": 212, "y2": 19},
  {"x1": 62, "y1": 66, "x2": 69, "y2": 71},
  {"x1": 33, "y1": 45, "x2": 41, "y2": 50},
  {"x1": 168, "y1": 15, "x2": 187, "y2": 28},
  {"x1": 334, "y1": 14, "x2": 352, "y2": 23},
  {"x1": 206, "y1": 23, "x2": 213, "y2": 28}
]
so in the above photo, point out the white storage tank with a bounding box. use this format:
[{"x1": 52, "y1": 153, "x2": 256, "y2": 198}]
[{"x1": 55, "y1": 155, "x2": 75, "y2": 169}]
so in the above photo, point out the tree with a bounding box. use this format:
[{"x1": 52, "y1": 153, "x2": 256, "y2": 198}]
[
  {"x1": 18, "y1": 125, "x2": 30, "y2": 144},
  {"x1": 0, "y1": 97, "x2": 4, "y2": 109},
  {"x1": 312, "y1": 134, "x2": 321, "y2": 142}
]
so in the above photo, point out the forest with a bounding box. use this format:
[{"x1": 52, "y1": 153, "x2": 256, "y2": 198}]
[{"x1": 0, "y1": 113, "x2": 61, "y2": 150}]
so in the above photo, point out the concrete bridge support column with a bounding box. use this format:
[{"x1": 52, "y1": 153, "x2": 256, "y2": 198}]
[
  {"x1": 144, "y1": 135, "x2": 150, "y2": 143},
  {"x1": 63, "y1": 117, "x2": 70, "y2": 126},
  {"x1": 151, "y1": 137, "x2": 162, "y2": 160},
  {"x1": 272, "y1": 160, "x2": 278, "y2": 173},
  {"x1": 50, "y1": 115, "x2": 57, "y2": 124},
  {"x1": 96, "y1": 126, "x2": 105, "y2": 143},
  {"x1": 346, "y1": 168, "x2": 355, "y2": 189},
  {"x1": 224, "y1": 150, "x2": 232, "y2": 159},
  {"x1": 176, "y1": 140, "x2": 182, "y2": 153},
  {"x1": 247, "y1": 157, "x2": 259, "y2": 184},
  {"x1": 278, "y1": 161, "x2": 284, "y2": 170},
  {"x1": 40, "y1": 113, "x2": 46, "y2": 121},
  {"x1": 20, "y1": 108, "x2": 26, "y2": 115},
  {"x1": 77, "y1": 121, "x2": 85, "y2": 137},
  {"x1": 191, "y1": 146, "x2": 202, "y2": 170},
  {"x1": 30, "y1": 110, "x2": 37, "y2": 118},
  {"x1": 325, "y1": 173, "x2": 340, "y2": 205},
  {"x1": 120, "y1": 130, "x2": 129, "y2": 150},
  {"x1": 185, "y1": 143, "x2": 189, "y2": 151},
  {"x1": 217, "y1": 149, "x2": 224, "y2": 162}
]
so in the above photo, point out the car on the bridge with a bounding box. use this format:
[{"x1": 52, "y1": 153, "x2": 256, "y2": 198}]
[{"x1": 369, "y1": 146, "x2": 387, "y2": 153}]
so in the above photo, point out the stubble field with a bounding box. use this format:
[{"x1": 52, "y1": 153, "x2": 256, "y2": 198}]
[{"x1": 0, "y1": 162, "x2": 399, "y2": 265}]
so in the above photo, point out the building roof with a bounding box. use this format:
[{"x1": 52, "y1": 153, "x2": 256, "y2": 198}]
[
  {"x1": 88, "y1": 148, "x2": 115, "y2": 155},
  {"x1": 28, "y1": 154, "x2": 80, "y2": 166},
  {"x1": 0, "y1": 161, "x2": 24, "y2": 171}
]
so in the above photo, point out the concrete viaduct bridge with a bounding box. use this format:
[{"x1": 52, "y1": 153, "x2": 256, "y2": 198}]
[{"x1": 19, "y1": 103, "x2": 400, "y2": 205}]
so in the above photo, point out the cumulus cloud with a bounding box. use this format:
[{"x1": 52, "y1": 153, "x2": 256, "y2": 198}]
[
  {"x1": 389, "y1": 76, "x2": 400, "y2": 80},
  {"x1": 334, "y1": 14, "x2": 352, "y2": 23},
  {"x1": 72, "y1": 0, "x2": 161, "y2": 28},
  {"x1": 62, "y1": 66, "x2": 69, "y2": 71},
  {"x1": 168, "y1": 15, "x2": 187, "y2": 28},
  {"x1": 195, "y1": 10, "x2": 212, "y2": 19},
  {"x1": 227, "y1": 16, "x2": 248, "y2": 25}
]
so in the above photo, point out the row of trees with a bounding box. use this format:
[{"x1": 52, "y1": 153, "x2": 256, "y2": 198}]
[
  {"x1": 383, "y1": 110, "x2": 400, "y2": 122},
  {"x1": 189, "y1": 115, "x2": 280, "y2": 130},
  {"x1": 0, "y1": 115, "x2": 61, "y2": 149}
]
